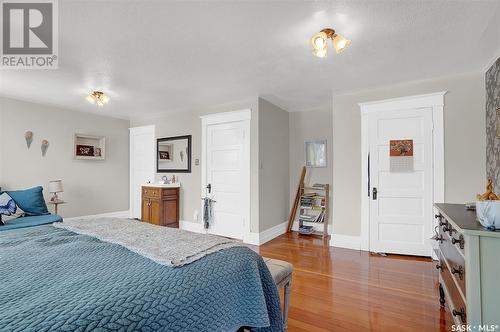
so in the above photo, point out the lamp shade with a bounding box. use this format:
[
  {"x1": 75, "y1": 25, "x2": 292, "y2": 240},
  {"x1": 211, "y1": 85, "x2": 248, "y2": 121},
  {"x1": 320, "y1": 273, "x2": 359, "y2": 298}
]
[
  {"x1": 332, "y1": 34, "x2": 350, "y2": 54},
  {"x1": 48, "y1": 180, "x2": 63, "y2": 193}
]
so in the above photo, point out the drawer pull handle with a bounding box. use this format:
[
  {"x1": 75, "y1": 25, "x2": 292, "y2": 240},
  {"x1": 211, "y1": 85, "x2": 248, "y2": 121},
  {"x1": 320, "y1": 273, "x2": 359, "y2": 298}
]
[
  {"x1": 451, "y1": 266, "x2": 464, "y2": 280},
  {"x1": 452, "y1": 308, "x2": 466, "y2": 323},
  {"x1": 435, "y1": 214, "x2": 448, "y2": 227},
  {"x1": 432, "y1": 235, "x2": 444, "y2": 243},
  {"x1": 451, "y1": 235, "x2": 465, "y2": 250}
]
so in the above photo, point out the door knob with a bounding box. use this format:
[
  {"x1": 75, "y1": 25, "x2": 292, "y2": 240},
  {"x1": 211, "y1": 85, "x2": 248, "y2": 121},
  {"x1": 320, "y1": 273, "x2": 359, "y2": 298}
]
[{"x1": 372, "y1": 187, "x2": 377, "y2": 200}]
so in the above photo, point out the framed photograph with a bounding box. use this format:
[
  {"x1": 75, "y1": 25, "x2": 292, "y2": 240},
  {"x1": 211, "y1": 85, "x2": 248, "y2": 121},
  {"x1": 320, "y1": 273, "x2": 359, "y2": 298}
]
[
  {"x1": 389, "y1": 139, "x2": 413, "y2": 156},
  {"x1": 305, "y1": 139, "x2": 327, "y2": 168},
  {"x1": 74, "y1": 134, "x2": 105, "y2": 160},
  {"x1": 158, "y1": 144, "x2": 173, "y2": 161},
  {"x1": 157, "y1": 135, "x2": 191, "y2": 173},
  {"x1": 76, "y1": 145, "x2": 94, "y2": 157}
]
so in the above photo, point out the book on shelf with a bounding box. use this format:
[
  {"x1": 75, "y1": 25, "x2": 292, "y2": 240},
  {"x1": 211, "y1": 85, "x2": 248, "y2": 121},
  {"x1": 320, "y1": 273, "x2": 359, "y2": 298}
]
[
  {"x1": 299, "y1": 210, "x2": 325, "y2": 223},
  {"x1": 298, "y1": 225, "x2": 315, "y2": 235}
]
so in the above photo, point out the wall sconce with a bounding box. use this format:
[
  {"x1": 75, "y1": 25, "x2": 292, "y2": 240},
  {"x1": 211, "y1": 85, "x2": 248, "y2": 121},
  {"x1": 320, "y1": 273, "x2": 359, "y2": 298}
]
[{"x1": 311, "y1": 28, "x2": 350, "y2": 58}]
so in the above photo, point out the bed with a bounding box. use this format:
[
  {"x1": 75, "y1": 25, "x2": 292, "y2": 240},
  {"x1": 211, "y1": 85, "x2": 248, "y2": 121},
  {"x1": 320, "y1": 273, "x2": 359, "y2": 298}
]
[{"x1": 0, "y1": 220, "x2": 283, "y2": 331}]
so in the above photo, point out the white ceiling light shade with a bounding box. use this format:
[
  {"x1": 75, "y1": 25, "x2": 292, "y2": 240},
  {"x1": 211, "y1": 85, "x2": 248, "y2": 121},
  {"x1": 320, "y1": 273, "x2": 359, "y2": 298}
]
[
  {"x1": 332, "y1": 34, "x2": 350, "y2": 54},
  {"x1": 310, "y1": 31, "x2": 328, "y2": 58},
  {"x1": 86, "y1": 91, "x2": 110, "y2": 107},
  {"x1": 311, "y1": 28, "x2": 350, "y2": 57}
]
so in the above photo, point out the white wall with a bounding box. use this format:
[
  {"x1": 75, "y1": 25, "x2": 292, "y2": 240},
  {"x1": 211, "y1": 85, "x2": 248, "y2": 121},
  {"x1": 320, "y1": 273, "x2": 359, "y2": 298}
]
[
  {"x1": 289, "y1": 109, "x2": 333, "y2": 230},
  {"x1": 332, "y1": 72, "x2": 486, "y2": 237},
  {"x1": 0, "y1": 97, "x2": 130, "y2": 217},
  {"x1": 258, "y1": 98, "x2": 289, "y2": 231}
]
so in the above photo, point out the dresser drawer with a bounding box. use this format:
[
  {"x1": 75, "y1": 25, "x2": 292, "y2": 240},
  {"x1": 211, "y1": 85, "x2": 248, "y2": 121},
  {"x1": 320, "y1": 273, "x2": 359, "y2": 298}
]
[
  {"x1": 161, "y1": 188, "x2": 178, "y2": 197},
  {"x1": 440, "y1": 227, "x2": 466, "y2": 296},
  {"x1": 439, "y1": 217, "x2": 465, "y2": 254},
  {"x1": 142, "y1": 187, "x2": 161, "y2": 198},
  {"x1": 440, "y1": 251, "x2": 467, "y2": 325}
]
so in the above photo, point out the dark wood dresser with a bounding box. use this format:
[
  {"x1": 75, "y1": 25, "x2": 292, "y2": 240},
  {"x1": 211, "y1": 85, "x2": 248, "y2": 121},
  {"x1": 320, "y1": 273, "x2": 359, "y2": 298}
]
[
  {"x1": 141, "y1": 185, "x2": 179, "y2": 228},
  {"x1": 434, "y1": 203, "x2": 500, "y2": 327}
]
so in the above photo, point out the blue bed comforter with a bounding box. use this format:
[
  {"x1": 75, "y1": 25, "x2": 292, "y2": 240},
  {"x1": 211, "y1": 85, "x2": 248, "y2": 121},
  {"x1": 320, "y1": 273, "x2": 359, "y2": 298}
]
[{"x1": 0, "y1": 225, "x2": 283, "y2": 331}]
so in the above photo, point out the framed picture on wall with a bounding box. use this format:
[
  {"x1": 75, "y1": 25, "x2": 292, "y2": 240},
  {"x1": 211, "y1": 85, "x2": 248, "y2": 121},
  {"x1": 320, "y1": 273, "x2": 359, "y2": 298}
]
[
  {"x1": 305, "y1": 139, "x2": 327, "y2": 168},
  {"x1": 74, "y1": 134, "x2": 105, "y2": 160},
  {"x1": 157, "y1": 135, "x2": 191, "y2": 173},
  {"x1": 158, "y1": 144, "x2": 173, "y2": 161}
]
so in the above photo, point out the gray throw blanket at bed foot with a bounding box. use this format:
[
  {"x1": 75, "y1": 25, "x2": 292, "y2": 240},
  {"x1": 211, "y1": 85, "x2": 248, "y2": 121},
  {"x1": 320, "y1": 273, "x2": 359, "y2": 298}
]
[{"x1": 54, "y1": 217, "x2": 244, "y2": 267}]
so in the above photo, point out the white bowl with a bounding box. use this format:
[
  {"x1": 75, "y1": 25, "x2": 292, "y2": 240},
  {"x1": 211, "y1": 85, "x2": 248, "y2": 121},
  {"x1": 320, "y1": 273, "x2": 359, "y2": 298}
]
[{"x1": 476, "y1": 200, "x2": 500, "y2": 229}]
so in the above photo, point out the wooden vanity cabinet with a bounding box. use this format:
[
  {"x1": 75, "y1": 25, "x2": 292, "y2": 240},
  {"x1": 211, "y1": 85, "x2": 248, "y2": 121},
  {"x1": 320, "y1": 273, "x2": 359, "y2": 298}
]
[{"x1": 141, "y1": 186, "x2": 179, "y2": 228}]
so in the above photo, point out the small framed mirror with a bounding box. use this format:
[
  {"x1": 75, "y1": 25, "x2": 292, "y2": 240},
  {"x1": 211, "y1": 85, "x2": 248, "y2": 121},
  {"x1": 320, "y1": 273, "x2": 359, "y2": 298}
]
[
  {"x1": 305, "y1": 139, "x2": 327, "y2": 168},
  {"x1": 157, "y1": 135, "x2": 191, "y2": 173}
]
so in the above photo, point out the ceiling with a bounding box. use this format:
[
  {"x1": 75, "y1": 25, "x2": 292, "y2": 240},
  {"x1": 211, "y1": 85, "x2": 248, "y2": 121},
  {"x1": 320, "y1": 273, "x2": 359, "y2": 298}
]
[{"x1": 1, "y1": 0, "x2": 499, "y2": 119}]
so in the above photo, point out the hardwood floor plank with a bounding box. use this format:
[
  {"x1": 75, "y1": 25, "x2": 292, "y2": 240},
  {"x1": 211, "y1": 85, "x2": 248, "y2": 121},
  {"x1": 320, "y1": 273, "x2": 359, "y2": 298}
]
[{"x1": 251, "y1": 232, "x2": 452, "y2": 331}]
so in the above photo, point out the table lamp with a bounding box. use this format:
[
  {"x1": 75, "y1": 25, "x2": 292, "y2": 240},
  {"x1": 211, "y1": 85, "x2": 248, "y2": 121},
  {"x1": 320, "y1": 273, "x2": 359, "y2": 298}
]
[{"x1": 48, "y1": 180, "x2": 63, "y2": 202}]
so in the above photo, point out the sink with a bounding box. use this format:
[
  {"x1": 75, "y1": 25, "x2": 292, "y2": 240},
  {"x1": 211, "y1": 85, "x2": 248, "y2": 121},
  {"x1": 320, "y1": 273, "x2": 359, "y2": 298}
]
[{"x1": 142, "y1": 183, "x2": 181, "y2": 188}]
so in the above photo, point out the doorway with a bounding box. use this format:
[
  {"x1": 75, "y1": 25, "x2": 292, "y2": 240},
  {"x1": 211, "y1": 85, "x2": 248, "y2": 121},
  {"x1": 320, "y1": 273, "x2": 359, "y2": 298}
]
[
  {"x1": 201, "y1": 110, "x2": 251, "y2": 240},
  {"x1": 129, "y1": 125, "x2": 155, "y2": 219},
  {"x1": 360, "y1": 92, "x2": 445, "y2": 256}
]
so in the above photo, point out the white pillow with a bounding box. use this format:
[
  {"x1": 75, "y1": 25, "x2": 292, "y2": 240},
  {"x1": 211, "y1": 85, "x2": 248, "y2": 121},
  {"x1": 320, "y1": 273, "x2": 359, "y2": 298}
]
[{"x1": 0, "y1": 192, "x2": 25, "y2": 223}]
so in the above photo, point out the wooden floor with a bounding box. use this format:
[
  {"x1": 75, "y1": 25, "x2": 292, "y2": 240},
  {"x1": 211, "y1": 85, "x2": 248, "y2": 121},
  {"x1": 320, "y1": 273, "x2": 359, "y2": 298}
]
[{"x1": 251, "y1": 232, "x2": 452, "y2": 332}]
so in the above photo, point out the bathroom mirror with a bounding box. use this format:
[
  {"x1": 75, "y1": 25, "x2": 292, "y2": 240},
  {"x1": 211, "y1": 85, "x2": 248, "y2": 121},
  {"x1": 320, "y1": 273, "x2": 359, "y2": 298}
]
[{"x1": 157, "y1": 135, "x2": 191, "y2": 173}]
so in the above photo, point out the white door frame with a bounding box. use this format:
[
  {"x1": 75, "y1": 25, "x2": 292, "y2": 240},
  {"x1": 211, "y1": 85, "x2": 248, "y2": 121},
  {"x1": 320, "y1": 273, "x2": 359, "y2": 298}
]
[
  {"x1": 129, "y1": 125, "x2": 156, "y2": 219},
  {"x1": 359, "y1": 92, "x2": 446, "y2": 253},
  {"x1": 200, "y1": 109, "x2": 251, "y2": 241}
]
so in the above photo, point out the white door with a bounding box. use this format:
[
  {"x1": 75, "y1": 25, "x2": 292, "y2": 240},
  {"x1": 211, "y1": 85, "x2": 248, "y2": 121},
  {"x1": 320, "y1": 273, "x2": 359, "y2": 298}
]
[
  {"x1": 202, "y1": 112, "x2": 250, "y2": 240},
  {"x1": 129, "y1": 125, "x2": 155, "y2": 219},
  {"x1": 368, "y1": 108, "x2": 433, "y2": 256}
]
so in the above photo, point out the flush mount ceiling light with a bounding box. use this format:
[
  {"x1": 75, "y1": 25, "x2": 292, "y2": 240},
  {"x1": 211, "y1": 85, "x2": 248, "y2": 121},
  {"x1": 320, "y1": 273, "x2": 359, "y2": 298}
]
[
  {"x1": 86, "y1": 91, "x2": 110, "y2": 107},
  {"x1": 310, "y1": 28, "x2": 350, "y2": 58}
]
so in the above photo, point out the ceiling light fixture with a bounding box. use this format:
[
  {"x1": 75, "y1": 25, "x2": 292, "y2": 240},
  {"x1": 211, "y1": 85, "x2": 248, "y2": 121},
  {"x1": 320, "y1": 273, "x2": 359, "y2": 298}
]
[
  {"x1": 310, "y1": 28, "x2": 350, "y2": 58},
  {"x1": 86, "y1": 91, "x2": 110, "y2": 107}
]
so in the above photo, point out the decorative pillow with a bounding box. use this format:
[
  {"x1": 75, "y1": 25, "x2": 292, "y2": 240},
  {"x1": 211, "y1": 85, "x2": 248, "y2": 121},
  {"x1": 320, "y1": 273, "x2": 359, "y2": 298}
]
[
  {"x1": 0, "y1": 192, "x2": 25, "y2": 224},
  {"x1": 6, "y1": 186, "x2": 49, "y2": 216}
]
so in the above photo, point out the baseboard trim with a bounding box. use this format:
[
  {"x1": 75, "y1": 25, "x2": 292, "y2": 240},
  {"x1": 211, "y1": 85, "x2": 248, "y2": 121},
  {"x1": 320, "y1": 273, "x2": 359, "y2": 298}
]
[
  {"x1": 180, "y1": 220, "x2": 205, "y2": 233},
  {"x1": 181, "y1": 220, "x2": 287, "y2": 246},
  {"x1": 258, "y1": 221, "x2": 288, "y2": 245},
  {"x1": 243, "y1": 232, "x2": 260, "y2": 246},
  {"x1": 329, "y1": 234, "x2": 361, "y2": 251},
  {"x1": 64, "y1": 210, "x2": 131, "y2": 221}
]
